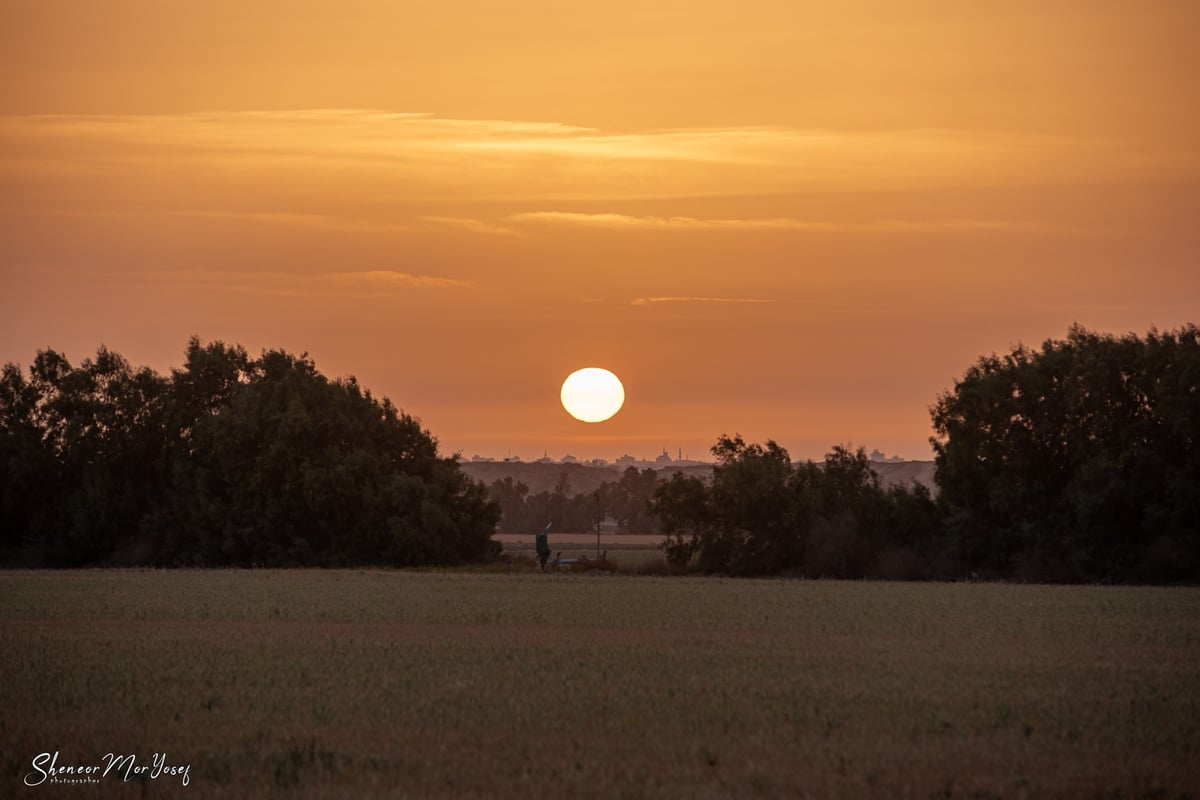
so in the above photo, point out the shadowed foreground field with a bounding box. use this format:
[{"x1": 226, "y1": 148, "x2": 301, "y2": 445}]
[{"x1": 2, "y1": 571, "x2": 1198, "y2": 798}]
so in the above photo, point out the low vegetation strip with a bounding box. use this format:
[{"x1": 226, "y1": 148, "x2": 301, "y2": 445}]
[{"x1": 2, "y1": 570, "x2": 1198, "y2": 798}]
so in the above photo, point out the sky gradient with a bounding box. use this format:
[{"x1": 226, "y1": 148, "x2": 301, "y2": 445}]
[{"x1": 2, "y1": 0, "x2": 1197, "y2": 461}]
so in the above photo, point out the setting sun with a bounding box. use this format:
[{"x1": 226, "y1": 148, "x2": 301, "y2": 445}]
[{"x1": 560, "y1": 368, "x2": 625, "y2": 423}]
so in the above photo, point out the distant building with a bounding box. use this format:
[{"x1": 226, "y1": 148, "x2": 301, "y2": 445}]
[
  {"x1": 615, "y1": 454, "x2": 636, "y2": 467},
  {"x1": 534, "y1": 452, "x2": 553, "y2": 464},
  {"x1": 470, "y1": 454, "x2": 495, "y2": 463},
  {"x1": 589, "y1": 458, "x2": 609, "y2": 467},
  {"x1": 560, "y1": 453, "x2": 578, "y2": 464},
  {"x1": 870, "y1": 449, "x2": 904, "y2": 463},
  {"x1": 655, "y1": 449, "x2": 673, "y2": 466}
]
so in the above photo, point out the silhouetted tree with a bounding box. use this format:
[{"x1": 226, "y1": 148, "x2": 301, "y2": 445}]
[
  {"x1": 608, "y1": 466, "x2": 661, "y2": 533},
  {"x1": 931, "y1": 324, "x2": 1199, "y2": 582},
  {"x1": 649, "y1": 436, "x2": 935, "y2": 576},
  {"x1": 0, "y1": 362, "x2": 59, "y2": 556},
  {"x1": 653, "y1": 472, "x2": 709, "y2": 567},
  {"x1": 490, "y1": 466, "x2": 661, "y2": 536},
  {"x1": 0, "y1": 347, "x2": 171, "y2": 563},
  {"x1": 489, "y1": 476, "x2": 534, "y2": 533},
  {"x1": 0, "y1": 339, "x2": 499, "y2": 567}
]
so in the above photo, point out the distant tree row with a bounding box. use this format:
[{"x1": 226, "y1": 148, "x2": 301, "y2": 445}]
[
  {"x1": 651, "y1": 439, "x2": 943, "y2": 578},
  {"x1": 489, "y1": 466, "x2": 661, "y2": 536},
  {"x1": 649, "y1": 325, "x2": 1198, "y2": 583},
  {"x1": 0, "y1": 338, "x2": 499, "y2": 566}
]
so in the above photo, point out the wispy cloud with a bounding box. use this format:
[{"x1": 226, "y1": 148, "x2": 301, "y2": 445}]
[
  {"x1": 2, "y1": 110, "x2": 1192, "y2": 207},
  {"x1": 631, "y1": 296, "x2": 775, "y2": 306},
  {"x1": 174, "y1": 211, "x2": 410, "y2": 233},
  {"x1": 513, "y1": 212, "x2": 803, "y2": 230},
  {"x1": 324, "y1": 270, "x2": 473, "y2": 290},
  {"x1": 513, "y1": 212, "x2": 1066, "y2": 233},
  {"x1": 419, "y1": 216, "x2": 520, "y2": 236},
  {"x1": 117, "y1": 268, "x2": 473, "y2": 297},
  {"x1": 0, "y1": 206, "x2": 411, "y2": 234}
]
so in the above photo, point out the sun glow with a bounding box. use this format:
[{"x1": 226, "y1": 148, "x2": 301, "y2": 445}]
[{"x1": 560, "y1": 368, "x2": 625, "y2": 423}]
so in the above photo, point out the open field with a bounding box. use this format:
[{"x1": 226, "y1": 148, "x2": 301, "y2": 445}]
[{"x1": 2, "y1": 571, "x2": 1198, "y2": 798}]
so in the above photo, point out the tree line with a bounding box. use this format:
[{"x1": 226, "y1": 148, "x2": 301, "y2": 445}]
[
  {"x1": 643, "y1": 324, "x2": 1198, "y2": 582},
  {"x1": 650, "y1": 439, "x2": 944, "y2": 578},
  {"x1": 488, "y1": 465, "x2": 661, "y2": 536},
  {"x1": 1, "y1": 324, "x2": 1196, "y2": 581},
  {"x1": 0, "y1": 338, "x2": 498, "y2": 566}
]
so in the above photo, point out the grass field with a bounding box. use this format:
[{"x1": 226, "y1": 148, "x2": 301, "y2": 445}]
[{"x1": 2, "y1": 571, "x2": 1198, "y2": 798}]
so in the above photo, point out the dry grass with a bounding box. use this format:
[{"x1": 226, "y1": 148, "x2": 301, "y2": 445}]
[{"x1": 2, "y1": 570, "x2": 1198, "y2": 798}]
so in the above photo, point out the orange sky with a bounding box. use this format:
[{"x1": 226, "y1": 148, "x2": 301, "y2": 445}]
[{"x1": 2, "y1": 1, "x2": 1198, "y2": 461}]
